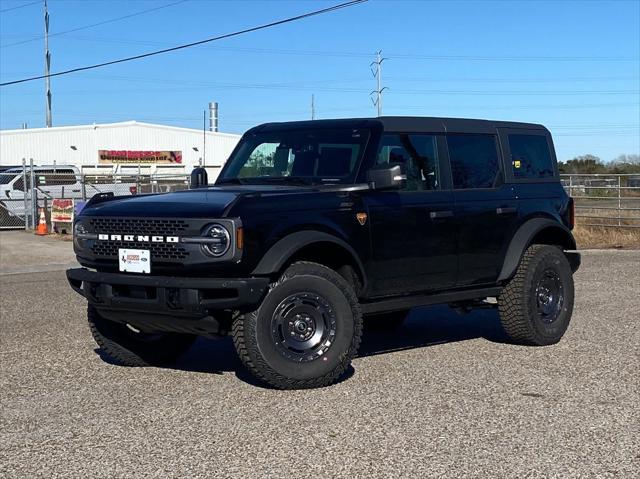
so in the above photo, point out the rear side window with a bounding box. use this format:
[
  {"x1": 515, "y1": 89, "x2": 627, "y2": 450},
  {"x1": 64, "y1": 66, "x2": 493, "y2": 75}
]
[
  {"x1": 508, "y1": 134, "x2": 554, "y2": 179},
  {"x1": 447, "y1": 134, "x2": 500, "y2": 189}
]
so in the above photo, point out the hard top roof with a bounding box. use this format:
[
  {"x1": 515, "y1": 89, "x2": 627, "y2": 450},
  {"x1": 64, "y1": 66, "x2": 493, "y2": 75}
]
[{"x1": 249, "y1": 116, "x2": 547, "y2": 134}]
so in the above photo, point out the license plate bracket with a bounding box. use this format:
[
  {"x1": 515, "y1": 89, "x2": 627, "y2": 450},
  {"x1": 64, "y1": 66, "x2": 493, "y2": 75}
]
[{"x1": 118, "y1": 248, "x2": 150, "y2": 274}]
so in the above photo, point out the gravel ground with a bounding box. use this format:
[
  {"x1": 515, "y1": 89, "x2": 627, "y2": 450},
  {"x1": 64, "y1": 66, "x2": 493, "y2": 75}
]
[{"x1": 0, "y1": 249, "x2": 638, "y2": 478}]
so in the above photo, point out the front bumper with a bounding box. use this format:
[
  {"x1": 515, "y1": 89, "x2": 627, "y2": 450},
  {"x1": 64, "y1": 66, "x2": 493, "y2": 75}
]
[{"x1": 67, "y1": 268, "x2": 269, "y2": 334}]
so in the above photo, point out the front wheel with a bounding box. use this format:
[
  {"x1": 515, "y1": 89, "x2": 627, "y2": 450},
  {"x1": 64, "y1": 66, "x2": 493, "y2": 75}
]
[
  {"x1": 232, "y1": 262, "x2": 363, "y2": 389},
  {"x1": 88, "y1": 306, "x2": 196, "y2": 366},
  {"x1": 498, "y1": 244, "x2": 575, "y2": 346}
]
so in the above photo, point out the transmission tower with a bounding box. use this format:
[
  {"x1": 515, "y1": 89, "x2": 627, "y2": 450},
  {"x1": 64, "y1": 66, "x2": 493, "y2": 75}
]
[
  {"x1": 370, "y1": 50, "x2": 387, "y2": 117},
  {"x1": 44, "y1": 0, "x2": 52, "y2": 127}
]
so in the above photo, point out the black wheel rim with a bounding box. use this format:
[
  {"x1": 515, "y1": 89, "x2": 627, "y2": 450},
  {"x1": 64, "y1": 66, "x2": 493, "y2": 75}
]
[
  {"x1": 535, "y1": 268, "x2": 564, "y2": 324},
  {"x1": 271, "y1": 292, "x2": 337, "y2": 362}
]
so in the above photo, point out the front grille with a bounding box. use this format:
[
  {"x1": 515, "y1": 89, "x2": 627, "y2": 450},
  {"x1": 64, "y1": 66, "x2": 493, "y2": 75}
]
[
  {"x1": 89, "y1": 217, "x2": 191, "y2": 261},
  {"x1": 89, "y1": 218, "x2": 188, "y2": 236},
  {"x1": 91, "y1": 240, "x2": 189, "y2": 261}
]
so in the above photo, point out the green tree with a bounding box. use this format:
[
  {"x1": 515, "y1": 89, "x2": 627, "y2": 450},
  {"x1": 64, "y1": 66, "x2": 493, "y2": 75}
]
[
  {"x1": 563, "y1": 154, "x2": 606, "y2": 174},
  {"x1": 610, "y1": 154, "x2": 640, "y2": 174}
]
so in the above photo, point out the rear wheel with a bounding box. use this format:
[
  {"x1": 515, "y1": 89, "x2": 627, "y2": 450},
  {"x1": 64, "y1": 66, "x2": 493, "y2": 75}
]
[
  {"x1": 498, "y1": 244, "x2": 574, "y2": 345},
  {"x1": 88, "y1": 306, "x2": 196, "y2": 366},
  {"x1": 232, "y1": 262, "x2": 363, "y2": 389}
]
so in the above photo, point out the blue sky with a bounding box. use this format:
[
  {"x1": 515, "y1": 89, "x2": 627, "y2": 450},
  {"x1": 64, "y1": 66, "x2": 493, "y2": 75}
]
[{"x1": 1, "y1": 0, "x2": 639, "y2": 161}]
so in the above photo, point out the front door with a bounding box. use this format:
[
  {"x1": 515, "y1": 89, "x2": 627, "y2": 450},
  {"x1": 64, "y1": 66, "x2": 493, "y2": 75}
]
[{"x1": 364, "y1": 133, "x2": 456, "y2": 296}]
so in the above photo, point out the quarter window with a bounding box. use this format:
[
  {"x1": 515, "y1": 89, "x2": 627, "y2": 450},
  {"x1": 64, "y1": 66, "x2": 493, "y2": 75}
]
[
  {"x1": 377, "y1": 134, "x2": 440, "y2": 191},
  {"x1": 447, "y1": 134, "x2": 500, "y2": 189},
  {"x1": 508, "y1": 134, "x2": 554, "y2": 179}
]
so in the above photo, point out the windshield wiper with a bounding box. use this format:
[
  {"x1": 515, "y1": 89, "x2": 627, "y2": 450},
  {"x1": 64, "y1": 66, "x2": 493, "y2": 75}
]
[
  {"x1": 254, "y1": 176, "x2": 315, "y2": 185},
  {"x1": 216, "y1": 178, "x2": 246, "y2": 185}
]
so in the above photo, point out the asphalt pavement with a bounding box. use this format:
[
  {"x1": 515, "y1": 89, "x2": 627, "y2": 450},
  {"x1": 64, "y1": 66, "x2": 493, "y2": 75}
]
[{"x1": 0, "y1": 233, "x2": 638, "y2": 478}]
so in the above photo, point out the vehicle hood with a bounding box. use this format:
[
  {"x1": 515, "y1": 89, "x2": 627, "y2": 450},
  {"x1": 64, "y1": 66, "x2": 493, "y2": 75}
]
[{"x1": 79, "y1": 185, "x2": 311, "y2": 218}]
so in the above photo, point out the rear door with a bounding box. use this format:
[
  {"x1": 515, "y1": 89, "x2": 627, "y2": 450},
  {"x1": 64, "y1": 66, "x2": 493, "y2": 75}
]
[
  {"x1": 364, "y1": 133, "x2": 456, "y2": 296},
  {"x1": 497, "y1": 128, "x2": 565, "y2": 218},
  {"x1": 446, "y1": 133, "x2": 519, "y2": 286}
]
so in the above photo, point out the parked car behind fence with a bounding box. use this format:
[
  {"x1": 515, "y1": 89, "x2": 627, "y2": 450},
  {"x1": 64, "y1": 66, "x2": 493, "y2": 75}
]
[{"x1": 0, "y1": 164, "x2": 191, "y2": 229}]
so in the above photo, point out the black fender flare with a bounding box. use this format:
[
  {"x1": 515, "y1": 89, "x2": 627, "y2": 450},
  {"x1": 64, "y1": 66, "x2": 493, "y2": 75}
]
[
  {"x1": 497, "y1": 218, "x2": 578, "y2": 282},
  {"x1": 251, "y1": 230, "x2": 367, "y2": 290}
]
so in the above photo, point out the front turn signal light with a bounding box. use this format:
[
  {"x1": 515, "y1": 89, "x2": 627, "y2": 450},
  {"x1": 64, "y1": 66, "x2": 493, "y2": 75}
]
[{"x1": 236, "y1": 227, "x2": 244, "y2": 250}]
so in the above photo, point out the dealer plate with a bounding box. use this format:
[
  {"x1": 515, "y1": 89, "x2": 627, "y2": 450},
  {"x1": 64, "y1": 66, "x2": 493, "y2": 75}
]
[{"x1": 119, "y1": 248, "x2": 150, "y2": 274}]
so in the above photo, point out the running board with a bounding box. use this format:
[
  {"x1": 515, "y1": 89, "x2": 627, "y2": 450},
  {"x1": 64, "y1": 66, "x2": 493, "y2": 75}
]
[{"x1": 361, "y1": 287, "x2": 502, "y2": 315}]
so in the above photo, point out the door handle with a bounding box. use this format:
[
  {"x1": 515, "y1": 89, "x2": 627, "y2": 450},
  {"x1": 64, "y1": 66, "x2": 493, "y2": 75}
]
[
  {"x1": 430, "y1": 210, "x2": 454, "y2": 219},
  {"x1": 496, "y1": 207, "x2": 517, "y2": 215}
]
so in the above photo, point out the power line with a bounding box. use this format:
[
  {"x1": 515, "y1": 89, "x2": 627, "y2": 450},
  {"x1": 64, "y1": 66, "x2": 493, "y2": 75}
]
[
  {"x1": 0, "y1": 0, "x2": 368, "y2": 87},
  {"x1": 0, "y1": 0, "x2": 39, "y2": 14},
  {"x1": 9, "y1": 85, "x2": 636, "y2": 95},
  {"x1": 385, "y1": 75, "x2": 640, "y2": 83},
  {"x1": 5, "y1": 29, "x2": 637, "y2": 64},
  {"x1": 1, "y1": 0, "x2": 190, "y2": 48}
]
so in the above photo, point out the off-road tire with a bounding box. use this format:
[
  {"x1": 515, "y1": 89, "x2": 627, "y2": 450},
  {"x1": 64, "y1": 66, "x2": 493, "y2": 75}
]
[
  {"x1": 365, "y1": 310, "x2": 408, "y2": 331},
  {"x1": 498, "y1": 244, "x2": 574, "y2": 346},
  {"x1": 232, "y1": 262, "x2": 363, "y2": 389},
  {"x1": 88, "y1": 306, "x2": 196, "y2": 366}
]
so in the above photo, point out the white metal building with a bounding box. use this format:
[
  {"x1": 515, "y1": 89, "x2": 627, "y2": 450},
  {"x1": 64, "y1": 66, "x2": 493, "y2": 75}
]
[{"x1": 0, "y1": 121, "x2": 241, "y2": 179}]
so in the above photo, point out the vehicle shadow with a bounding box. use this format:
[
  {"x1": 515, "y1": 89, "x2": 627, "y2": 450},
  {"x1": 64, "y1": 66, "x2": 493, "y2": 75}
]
[
  {"x1": 358, "y1": 304, "x2": 508, "y2": 358},
  {"x1": 94, "y1": 304, "x2": 508, "y2": 388}
]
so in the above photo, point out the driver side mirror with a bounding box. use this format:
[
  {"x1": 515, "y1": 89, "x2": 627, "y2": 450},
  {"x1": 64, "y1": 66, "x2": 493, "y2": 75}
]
[{"x1": 367, "y1": 165, "x2": 406, "y2": 190}]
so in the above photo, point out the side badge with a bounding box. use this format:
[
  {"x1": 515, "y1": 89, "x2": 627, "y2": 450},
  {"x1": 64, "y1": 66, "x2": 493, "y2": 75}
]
[{"x1": 356, "y1": 212, "x2": 368, "y2": 226}]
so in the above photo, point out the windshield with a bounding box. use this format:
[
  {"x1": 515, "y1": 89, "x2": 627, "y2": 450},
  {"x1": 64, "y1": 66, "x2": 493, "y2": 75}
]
[
  {"x1": 0, "y1": 173, "x2": 19, "y2": 185},
  {"x1": 218, "y1": 128, "x2": 370, "y2": 185}
]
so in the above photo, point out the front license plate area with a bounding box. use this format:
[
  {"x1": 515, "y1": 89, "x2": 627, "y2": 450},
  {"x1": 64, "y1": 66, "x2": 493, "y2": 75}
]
[{"x1": 119, "y1": 248, "x2": 150, "y2": 274}]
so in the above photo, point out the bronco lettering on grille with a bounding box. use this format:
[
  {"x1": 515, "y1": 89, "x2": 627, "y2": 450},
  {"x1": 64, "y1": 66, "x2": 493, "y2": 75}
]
[{"x1": 97, "y1": 234, "x2": 179, "y2": 243}]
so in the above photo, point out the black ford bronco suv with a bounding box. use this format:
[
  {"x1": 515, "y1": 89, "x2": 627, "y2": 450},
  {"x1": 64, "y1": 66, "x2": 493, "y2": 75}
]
[{"x1": 67, "y1": 117, "x2": 580, "y2": 389}]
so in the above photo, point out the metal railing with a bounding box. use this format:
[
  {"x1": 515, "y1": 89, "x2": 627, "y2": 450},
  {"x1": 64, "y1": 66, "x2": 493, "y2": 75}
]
[{"x1": 561, "y1": 174, "x2": 640, "y2": 229}]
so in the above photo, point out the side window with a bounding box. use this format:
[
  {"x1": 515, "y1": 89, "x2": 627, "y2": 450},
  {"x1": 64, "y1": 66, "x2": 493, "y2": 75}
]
[
  {"x1": 508, "y1": 134, "x2": 554, "y2": 179},
  {"x1": 447, "y1": 134, "x2": 500, "y2": 189},
  {"x1": 376, "y1": 134, "x2": 440, "y2": 191}
]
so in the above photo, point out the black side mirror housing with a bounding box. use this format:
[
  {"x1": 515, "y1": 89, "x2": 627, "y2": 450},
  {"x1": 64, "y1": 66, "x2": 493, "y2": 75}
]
[
  {"x1": 367, "y1": 165, "x2": 405, "y2": 190},
  {"x1": 190, "y1": 167, "x2": 208, "y2": 189}
]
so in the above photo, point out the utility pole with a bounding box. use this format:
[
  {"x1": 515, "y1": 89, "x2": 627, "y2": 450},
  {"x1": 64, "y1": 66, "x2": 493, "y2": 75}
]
[
  {"x1": 44, "y1": 0, "x2": 52, "y2": 127},
  {"x1": 202, "y1": 109, "x2": 206, "y2": 167},
  {"x1": 370, "y1": 50, "x2": 387, "y2": 117},
  {"x1": 311, "y1": 94, "x2": 316, "y2": 120}
]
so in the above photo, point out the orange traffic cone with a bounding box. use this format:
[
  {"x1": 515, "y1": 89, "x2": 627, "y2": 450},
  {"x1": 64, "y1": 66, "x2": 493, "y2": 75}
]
[{"x1": 35, "y1": 208, "x2": 48, "y2": 236}]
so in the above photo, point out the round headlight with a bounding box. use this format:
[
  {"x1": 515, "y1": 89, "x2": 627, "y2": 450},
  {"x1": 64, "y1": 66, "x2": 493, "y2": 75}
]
[
  {"x1": 73, "y1": 221, "x2": 87, "y2": 237},
  {"x1": 73, "y1": 221, "x2": 88, "y2": 249},
  {"x1": 202, "y1": 224, "x2": 230, "y2": 257}
]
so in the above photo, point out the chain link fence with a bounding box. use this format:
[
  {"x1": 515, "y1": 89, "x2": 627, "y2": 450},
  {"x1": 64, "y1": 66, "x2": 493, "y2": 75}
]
[
  {"x1": 561, "y1": 174, "x2": 640, "y2": 229},
  {"x1": 0, "y1": 164, "x2": 191, "y2": 230},
  {"x1": 3, "y1": 166, "x2": 638, "y2": 231}
]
